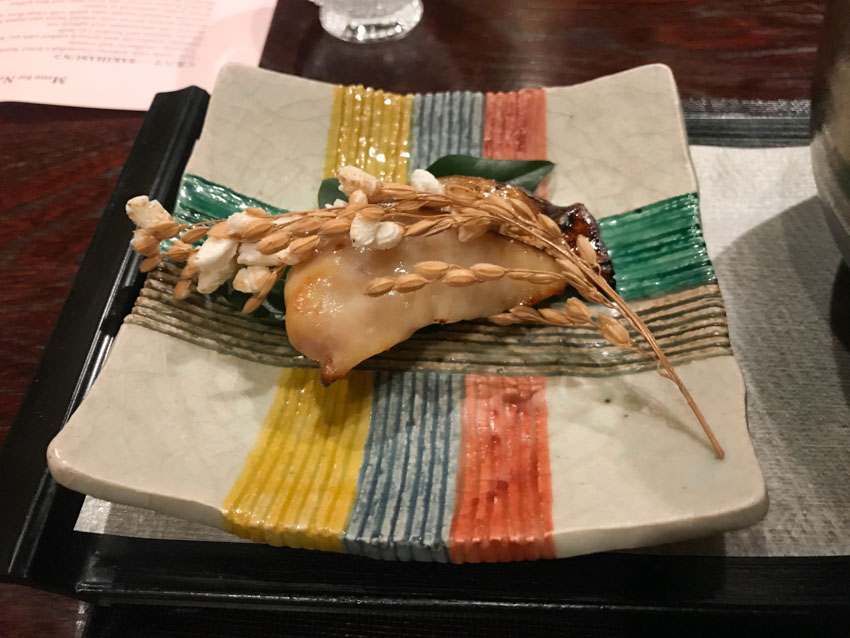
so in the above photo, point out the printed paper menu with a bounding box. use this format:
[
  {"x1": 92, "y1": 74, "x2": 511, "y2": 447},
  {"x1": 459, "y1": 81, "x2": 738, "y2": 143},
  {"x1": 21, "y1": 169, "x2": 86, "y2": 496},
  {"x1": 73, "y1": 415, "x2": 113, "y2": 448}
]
[{"x1": 0, "y1": 0, "x2": 276, "y2": 110}]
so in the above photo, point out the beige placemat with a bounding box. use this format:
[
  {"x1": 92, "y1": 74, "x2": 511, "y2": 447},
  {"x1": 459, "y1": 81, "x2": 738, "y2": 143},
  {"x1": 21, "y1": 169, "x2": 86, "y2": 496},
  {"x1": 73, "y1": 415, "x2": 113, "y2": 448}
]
[{"x1": 75, "y1": 144, "x2": 850, "y2": 557}]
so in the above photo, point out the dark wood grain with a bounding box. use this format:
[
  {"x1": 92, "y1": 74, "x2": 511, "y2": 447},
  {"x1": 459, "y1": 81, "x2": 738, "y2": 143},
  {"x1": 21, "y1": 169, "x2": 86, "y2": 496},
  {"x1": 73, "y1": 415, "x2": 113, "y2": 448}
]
[
  {"x1": 0, "y1": 0, "x2": 828, "y2": 635},
  {"x1": 0, "y1": 584, "x2": 87, "y2": 638},
  {"x1": 0, "y1": 104, "x2": 144, "y2": 443},
  {"x1": 263, "y1": 0, "x2": 825, "y2": 97}
]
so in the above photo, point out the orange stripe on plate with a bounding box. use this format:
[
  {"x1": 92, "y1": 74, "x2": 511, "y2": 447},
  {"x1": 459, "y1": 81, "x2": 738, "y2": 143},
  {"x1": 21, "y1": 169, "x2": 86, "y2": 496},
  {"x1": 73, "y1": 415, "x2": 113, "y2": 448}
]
[
  {"x1": 449, "y1": 375, "x2": 555, "y2": 563},
  {"x1": 482, "y1": 89, "x2": 547, "y2": 160}
]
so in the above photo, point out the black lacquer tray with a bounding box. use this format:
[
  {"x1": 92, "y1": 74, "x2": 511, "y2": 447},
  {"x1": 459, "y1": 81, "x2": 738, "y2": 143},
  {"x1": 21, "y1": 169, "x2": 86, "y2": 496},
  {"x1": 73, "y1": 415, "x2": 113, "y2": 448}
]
[{"x1": 1, "y1": 88, "x2": 848, "y2": 635}]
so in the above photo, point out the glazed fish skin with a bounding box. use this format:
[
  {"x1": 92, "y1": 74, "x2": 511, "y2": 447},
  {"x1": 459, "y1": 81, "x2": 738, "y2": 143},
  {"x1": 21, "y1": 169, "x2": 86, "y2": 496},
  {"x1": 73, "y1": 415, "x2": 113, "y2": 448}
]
[
  {"x1": 437, "y1": 176, "x2": 615, "y2": 286},
  {"x1": 285, "y1": 233, "x2": 565, "y2": 384}
]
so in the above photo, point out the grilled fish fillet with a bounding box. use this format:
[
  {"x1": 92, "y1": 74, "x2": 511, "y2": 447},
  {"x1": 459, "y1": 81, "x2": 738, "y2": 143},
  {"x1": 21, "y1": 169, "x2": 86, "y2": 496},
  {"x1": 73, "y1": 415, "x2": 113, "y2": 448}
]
[
  {"x1": 284, "y1": 176, "x2": 613, "y2": 384},
  {"x1": 284, "y1": 232, "x2": 564, "y2": 383}
]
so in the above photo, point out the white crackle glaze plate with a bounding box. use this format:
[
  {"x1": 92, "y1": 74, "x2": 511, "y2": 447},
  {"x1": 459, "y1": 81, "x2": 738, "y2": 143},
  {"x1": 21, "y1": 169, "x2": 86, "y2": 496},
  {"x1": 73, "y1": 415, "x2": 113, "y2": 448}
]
[{"x1": 47, "y1": 64, "x2": 767, "y2": 562}]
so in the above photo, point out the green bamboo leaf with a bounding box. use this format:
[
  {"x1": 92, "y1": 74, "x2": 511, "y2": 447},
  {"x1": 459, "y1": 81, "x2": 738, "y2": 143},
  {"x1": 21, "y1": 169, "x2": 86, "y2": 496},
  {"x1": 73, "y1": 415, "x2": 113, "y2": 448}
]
[
  {"x1": 425, "y1": 155, "x2": 554, "y2": 192},
  {"x1": 318, "y1": 177, "x2": 348, "y2": 208}
]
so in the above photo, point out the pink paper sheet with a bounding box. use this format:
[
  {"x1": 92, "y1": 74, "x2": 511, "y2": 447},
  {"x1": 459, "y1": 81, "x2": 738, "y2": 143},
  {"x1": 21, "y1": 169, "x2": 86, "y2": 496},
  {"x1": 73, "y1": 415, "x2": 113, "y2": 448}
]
[{"x1": 0, "y1": 0, "x2": 276, "y2": 110}]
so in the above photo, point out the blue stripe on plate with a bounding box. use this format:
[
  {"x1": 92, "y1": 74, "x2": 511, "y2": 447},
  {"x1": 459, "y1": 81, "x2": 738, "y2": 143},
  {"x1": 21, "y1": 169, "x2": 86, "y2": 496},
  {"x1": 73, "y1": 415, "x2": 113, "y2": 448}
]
[
  {"x1": 410, "y1": 92, "x2": 485, "y2": 172},
  {"x1": 343, "y1": 371, "x2": 463, "y2": 561}
]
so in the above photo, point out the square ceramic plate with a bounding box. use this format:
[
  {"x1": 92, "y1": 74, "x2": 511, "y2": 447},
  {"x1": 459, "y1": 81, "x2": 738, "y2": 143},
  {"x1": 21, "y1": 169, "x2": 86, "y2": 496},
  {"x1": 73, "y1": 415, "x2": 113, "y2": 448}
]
[{"x1": 46, "y1": 63, "x2": 766, "y2": 563}]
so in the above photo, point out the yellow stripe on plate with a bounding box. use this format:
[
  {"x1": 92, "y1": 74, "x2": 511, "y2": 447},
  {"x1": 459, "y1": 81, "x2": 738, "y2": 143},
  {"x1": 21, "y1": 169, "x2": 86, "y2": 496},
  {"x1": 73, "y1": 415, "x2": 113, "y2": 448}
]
[
  {"x1": 222, "y1": 368, "x2": 374, "y2": 551},
  {"x1": 323, "y1": 85, "x2": 413, "y2": 183}
]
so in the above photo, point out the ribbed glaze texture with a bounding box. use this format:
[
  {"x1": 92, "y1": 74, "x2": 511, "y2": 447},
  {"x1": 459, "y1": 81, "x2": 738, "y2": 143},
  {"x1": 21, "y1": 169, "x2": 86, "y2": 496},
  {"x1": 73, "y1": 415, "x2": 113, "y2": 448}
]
[
  {"x1": 483, "y1": 90, "x2": 547, "y2": 160},
  {"x1": 409, "y1": 92, "x2": 484, "y2": 170},
  {"x1": 343, "y1": 371, "x2": 463, "y2": 562},
  {"x1": 172, "y1": 174, "x2": 288, "y2": 225},
  {"x1": 323, "y1": 85, "x2": 413, "y2": 182},
  {"x1": 598, "y1": 192, "x2": 716, "y2": 300},
  {"x1": 449, "y1": 375, "x2": 555, "y2": 563},
  {"x1": 222, "y1": 368, "x2": 373, "y2": 550}
]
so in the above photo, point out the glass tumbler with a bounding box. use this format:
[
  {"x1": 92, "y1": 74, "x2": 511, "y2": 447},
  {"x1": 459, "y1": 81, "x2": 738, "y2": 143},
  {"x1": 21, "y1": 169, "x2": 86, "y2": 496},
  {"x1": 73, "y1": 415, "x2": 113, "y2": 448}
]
[{"x1": 314, "y1": 0, "x2": 423, "y2": 43}]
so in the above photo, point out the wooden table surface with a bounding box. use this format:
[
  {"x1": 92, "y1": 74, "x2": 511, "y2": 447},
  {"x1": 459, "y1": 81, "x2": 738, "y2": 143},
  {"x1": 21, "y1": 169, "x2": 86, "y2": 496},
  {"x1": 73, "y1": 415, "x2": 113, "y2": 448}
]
[{"x1": 0, "y1": 0, "x2": 826, "y2": 635}]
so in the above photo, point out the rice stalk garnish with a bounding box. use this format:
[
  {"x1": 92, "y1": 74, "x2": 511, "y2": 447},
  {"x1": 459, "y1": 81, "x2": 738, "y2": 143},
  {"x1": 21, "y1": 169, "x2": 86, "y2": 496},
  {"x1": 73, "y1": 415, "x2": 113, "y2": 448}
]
[{"x1": 123, "y1": 166, "x2": 724, "y2": 459}]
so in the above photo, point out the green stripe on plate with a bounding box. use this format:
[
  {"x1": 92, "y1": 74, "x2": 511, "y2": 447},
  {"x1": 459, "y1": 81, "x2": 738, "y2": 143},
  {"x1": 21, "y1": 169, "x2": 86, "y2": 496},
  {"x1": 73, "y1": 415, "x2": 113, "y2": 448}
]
[
  {"x1": 598, "y1": 192, "x2": 715, "y2": 301},
  {"x1": 172, "y1": 174, "x2": 289, "y2": 225}
]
